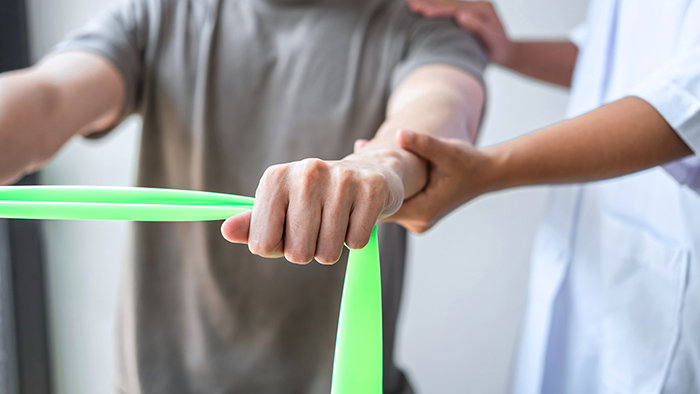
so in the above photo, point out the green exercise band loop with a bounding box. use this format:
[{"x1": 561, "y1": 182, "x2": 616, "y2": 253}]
[
  {"x1": 0, "y1": 186, "x2": 382, "y2": 393},
  {"x1": 331, "y1": 227, "x2": 382, "y2": 394}
]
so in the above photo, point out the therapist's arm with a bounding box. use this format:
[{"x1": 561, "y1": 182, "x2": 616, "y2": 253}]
[
  {"x1": 390, "y1": 97, "x2": 693, "y2": 233},
  {"x1": 221, "y1": 64, "x2": 484, "y2": 264},
  {"x1": 0, "y1": 52, "x2": 125, "y2": 185},
  {"x1": 407, "y1": 0, "x2": 578, "y2": 87}
]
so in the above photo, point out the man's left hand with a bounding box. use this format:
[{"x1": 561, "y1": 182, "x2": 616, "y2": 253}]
[{"x1": 221, "y1": 156, "x2": 405, "y2": 265}]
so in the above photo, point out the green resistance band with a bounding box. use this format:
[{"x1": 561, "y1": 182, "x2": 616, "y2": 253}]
[{"x1": 0, "y1": 186, "x2": 382, "y2": 393}]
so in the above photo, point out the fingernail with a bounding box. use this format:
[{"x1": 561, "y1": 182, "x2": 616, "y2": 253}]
[{"x1": 400, "y1": 129, "x2": 414, "y2": 141}]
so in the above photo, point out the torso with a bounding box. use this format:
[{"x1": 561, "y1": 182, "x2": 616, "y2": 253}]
[{"x1": 121, "y1": 1, "x2": 417, "y2": 392}]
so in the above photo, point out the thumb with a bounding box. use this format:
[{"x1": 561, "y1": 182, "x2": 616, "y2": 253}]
[
  {"x1": 396, "y1": 130, "x2": 447, "y2": 163},
  {"x1": 221, "y1": 210, "x2": 252, "y2": 244}
]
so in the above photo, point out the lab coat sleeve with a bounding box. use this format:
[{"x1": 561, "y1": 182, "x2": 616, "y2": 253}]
[
  {"x1": 629, "y1": 47, "x2": 700, "y2": 157},
  {"x1": 568, "y1": 22, "x2": 589, "y2": 48},
  {"x1": 566, "y1": 0, "x2": 600, "y2": 48}
]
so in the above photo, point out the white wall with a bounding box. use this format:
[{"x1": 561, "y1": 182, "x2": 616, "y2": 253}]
[{"x1": 24, "y1": 1, "x2": 588, "y2": 393}]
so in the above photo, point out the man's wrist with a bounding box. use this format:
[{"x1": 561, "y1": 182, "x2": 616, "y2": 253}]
[{"x1": 343, "y1": 145, "x2": 428, "y2": 200}]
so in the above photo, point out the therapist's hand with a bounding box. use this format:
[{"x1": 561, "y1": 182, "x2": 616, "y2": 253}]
[
  {"x1": 221, "y1": 156, "x2": 405, "y2": 265},
  {"x1": 407, "y1": 0, "x2": 514, "y2": 66},
  {"x1": 407, "y1": 0, "x2": 578, "y2": 86},
  {"x1": 387, "y1": 130, "x2": 495, "y2": 234},
  {"x1": 389, "y1": 98, "x2": 696, "y2": 235}
]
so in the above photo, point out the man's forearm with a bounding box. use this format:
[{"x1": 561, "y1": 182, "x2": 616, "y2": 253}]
[
  {"x1": 0, "y1": 70, "x2": 63, "y2": 184},
  {"x1": 501, "y1": 41, "x2": 578, "y2": 87},
  {"x1": 345, "y1": 65, "x2": 484, "y2": 199},
  {"x1": 483, "y1": 97, "x2": 693, "y2": 191},
  {"x1": 0, "y1": 52, "x2": 125, "y2": 185}
]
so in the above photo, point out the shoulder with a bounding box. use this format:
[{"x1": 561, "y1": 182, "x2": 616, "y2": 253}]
[{"x1": 378, "y1": 0, "x2": 484, "y2": 50}]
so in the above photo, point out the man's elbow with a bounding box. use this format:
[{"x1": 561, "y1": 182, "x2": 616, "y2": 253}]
[{"x1": 389, "y1": 65, "x2": 486, "y2": 142}]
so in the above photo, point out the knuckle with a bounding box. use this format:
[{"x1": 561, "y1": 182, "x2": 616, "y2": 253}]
[
  {"x1": 262, "y1": 164, "x2": 285, "y2": 181},
  {"x1": 337, "y1": 175, "x2": 354, "y2": 196},
  {"x1": 401, "y1": 218, "x2": 431, "y2": 234},
  {"x1": 331, "y1": 166, "x2": 356, "y2": 191},
  {"x1": 285, "y1": 249, "x2": 313, "y2": 265},
  {"x1": 418, "y1": 213, "x2": 434, "y2": 225},
  {"x1": 299, "y1": 159, "x2": 328, "y2": 189},
  {"x1": 258, "y1": 166, "x2": 287, "y2": 196},
  {"x1": 416, "y1": 212, "x2": 439, "y2": 232},
  {"x1": 364, "y1": 172, "x2": 386, "y2": 193},
  {"x1": 415, "y1": 220, "x2": 431, "y2": 232},
  {"x1": 345, "y1": 238, "x2": 360, "y2": 249},
  {"x1": 346, "y1": 237, "x2": 369, "y2": 250},
  {"x1": 301, "y1": 158, "x2": 327, "y2": 176},
  {"x1": 249, "y1": 239, "x2": 275, "y2": 257},
  {"x1": 362, "y1": 179, "x2": 387, "y2": 205},
  {"x1": 315, "y1": 251, "x2": 341, "y2": 265},
  {"x1": 412, "y1": 224, "x2": 430, "y2": 234},
  {"x1": 346, "y1": 227, "x2": 372, "y2": 249}
]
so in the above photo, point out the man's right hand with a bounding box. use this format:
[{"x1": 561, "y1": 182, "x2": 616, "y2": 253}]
[
  {"x1": 0, "y1": 51, "x2": 125, "y2": 184},
  {"x1": 221, "y1": 154, "x2": 407, "y2": 265},
  {"x1": 407, "y1": 0, "x2": 515, "y2": 66}
]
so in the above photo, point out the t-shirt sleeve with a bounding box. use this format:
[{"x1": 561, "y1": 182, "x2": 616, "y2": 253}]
[
  {"x1": 51, "y1": 0, "x2": 159, "y2": 137},
  {"x1": 568, "y1": 22, "x2": 589, "y2": 49},
  {"x1": 391, "y1": 12, "x2": 489, "y2": 91}
]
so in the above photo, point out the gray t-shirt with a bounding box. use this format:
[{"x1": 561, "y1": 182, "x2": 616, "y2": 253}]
[{"x1": 55, "y1": 0, "x2": 486, "y2": 393}]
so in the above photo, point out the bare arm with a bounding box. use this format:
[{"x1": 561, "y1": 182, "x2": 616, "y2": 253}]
[
  {"x1": 0, "y1": 51, "x2": 125, "y2": 184},
  {"x1": 407, "y1": 0, "x2": 578, "y2": 87},
  {"x1": 221, "y1": 65, "x2": 484, "y2": 264},
  {"x1": 499, "y1": 41, "x2": 578, "y2": 87},
  {"x1": 349, "y1": 64, "x2": 484, "y2": 199},
  {"x1": 391, "y1": 97, "x2": 693, "y2": 233},
  {"x1": 483, "y1": 97, "x2": 691, "y2": 187}
]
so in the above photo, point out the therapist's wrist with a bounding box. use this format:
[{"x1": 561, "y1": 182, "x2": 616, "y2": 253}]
[
  {"x1": 478, "y1": 144, "x2": 519, "y2": 194},
  {"x1": 495, "y1": 40, "x2": 519, "y2": 69}
]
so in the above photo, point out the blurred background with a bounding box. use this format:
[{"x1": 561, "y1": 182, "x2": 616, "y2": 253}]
[{"x1": 0, "y1": 0, "x2": 589, "y2": 392}]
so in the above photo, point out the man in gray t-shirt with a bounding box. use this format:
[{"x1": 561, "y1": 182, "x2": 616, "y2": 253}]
[{"x1": 0, "y1": 0, "x2": 486, "y2": 392}]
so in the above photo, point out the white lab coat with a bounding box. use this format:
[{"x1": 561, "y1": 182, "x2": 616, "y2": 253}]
[{"x1": 512, "y1": 0, "x2": 700, "y2": 393}]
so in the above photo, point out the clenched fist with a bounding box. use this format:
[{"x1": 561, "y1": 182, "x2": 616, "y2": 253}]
[{"x1": 221, "y1": 155, "x2": 406, "y2": 265}]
